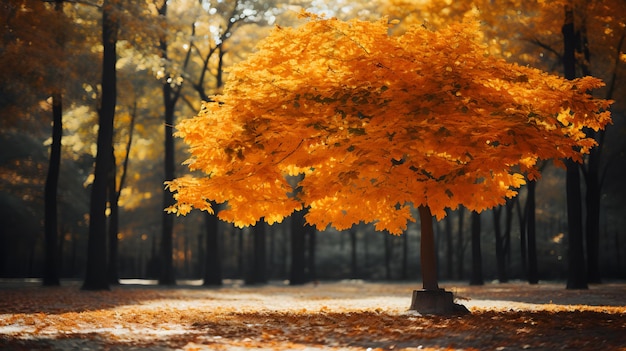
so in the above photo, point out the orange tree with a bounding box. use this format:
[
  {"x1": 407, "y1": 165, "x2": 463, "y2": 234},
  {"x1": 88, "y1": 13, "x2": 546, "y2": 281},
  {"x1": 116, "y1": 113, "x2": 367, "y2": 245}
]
[{"x1": 166, "y1": 13, "x2": 611, "y2": 299}]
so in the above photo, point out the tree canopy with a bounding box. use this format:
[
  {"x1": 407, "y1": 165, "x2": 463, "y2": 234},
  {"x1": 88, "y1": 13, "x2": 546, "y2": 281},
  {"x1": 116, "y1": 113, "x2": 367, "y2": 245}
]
[{"x1": 167, "y1": 13, "x2": 611, "y2": 234}]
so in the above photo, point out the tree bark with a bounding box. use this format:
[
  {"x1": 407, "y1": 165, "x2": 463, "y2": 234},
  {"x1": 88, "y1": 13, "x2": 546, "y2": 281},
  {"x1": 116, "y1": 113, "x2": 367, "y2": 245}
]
[
  {"x1": 418, "y1": 205, "x2": 438, "y2": 291},
  {"x1": 526, "y1": 180, "x2": 539, "y2": 284},
  {"x1": 289, "y1": 210, "x2": 307, "y2": 285},
  {"x1": 203, "y1": 209, "x2": 222, "y2": 285},
  {"x1": 469, "y1": 211, "x2": 483, "y2": 286},
  {"x1": 563, "y1": 5, "x2": 588, "y2": 290},
  {"x1": 83, "y1": 0, "x2": 117, "y2": 290},
  {"x1": 349, "y1": 227, "x2": 358, "y2": 279},
  {"x1": 44, "y1": 92, "x2": 62, "y2": 287},
  {"x1": 247, "y1": 220, "x2": 267, "y2": 285},
  {"x1": 456, "y1": 207, "x2": 465, "y2": 280},
  {"x1": 107, "y1": 147, "x2": 119, "y2": 284},
  {"x1": 43, "y1": 0, "x2": 66, "y2": 287},
  {"x1": 158, "y1": 1, "x2": 179, "y2": 286},
  {"x1": 493, "y1": 207, "x2": 508, "y2": 283}
]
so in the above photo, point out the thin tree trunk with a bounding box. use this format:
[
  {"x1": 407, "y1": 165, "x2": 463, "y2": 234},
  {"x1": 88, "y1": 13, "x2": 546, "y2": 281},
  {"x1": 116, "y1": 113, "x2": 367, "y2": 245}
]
[
  {"x1": 203, "y1": 209, "x2": 222, "y2": 285},
  {"x1": 444, "y1": 211, "x2": 453, "y2": 280},
  {"x1": 456, "y1": 207, "x2": 465, "y2": 280},
  {"x1": 563, "y1": 4, "x2": 588, "y2": 290},
  {"x1": 247, "y1": 220, "x2": 267, "y2": 285},
  {"x1": 158, "y1": 0, "x2": 180, "y2": 286},
  {"x1": 307, "y1": 226, "x2": 316, "y2": 281},
  {"x1": 107, "y1": 148, "x2": 119, "y2": 284},
  {"x1": 418, "y1": 205, "x2": 438, "y2": 291},
  {"x1": 43, "y1": 0, "x2": 65, "y2": 287},
  {"x1": 526, "y1": 180, "x2": 539, "y2": 284},
  {"x1": 83, "y1": 0, "x2": 117, "y2": 290},
  {"x1": 493, "y1": 207, "x2": 508, "y2": 282},
  {"x1": 44, "y1": 92, "x2": 62, "y2": 287},
  {"x1": 290, "y1": 210, "x2": 307, "y2": 285},
  {"x1": 349, "y1": 227, "x2": 358, "y2": 279},
  {"x1": 470, "y1": 211, "x2": 483, "y2": 286}
]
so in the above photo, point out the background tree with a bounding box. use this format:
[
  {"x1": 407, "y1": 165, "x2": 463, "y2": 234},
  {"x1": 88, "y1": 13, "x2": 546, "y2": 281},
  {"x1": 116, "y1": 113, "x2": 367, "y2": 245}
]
[
  {"x1": 167, "y1": 15, "x2": 611, "y2": 312},
  {"x1": 83, "y1": 0, "x2": 119, "y2": 291}
]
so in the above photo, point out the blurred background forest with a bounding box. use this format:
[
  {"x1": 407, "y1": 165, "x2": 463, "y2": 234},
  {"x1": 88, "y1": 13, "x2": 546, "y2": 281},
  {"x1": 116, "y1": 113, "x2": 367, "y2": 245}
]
[{"x1": 1, "y1": 0, "x2": 625, "y2": 287}]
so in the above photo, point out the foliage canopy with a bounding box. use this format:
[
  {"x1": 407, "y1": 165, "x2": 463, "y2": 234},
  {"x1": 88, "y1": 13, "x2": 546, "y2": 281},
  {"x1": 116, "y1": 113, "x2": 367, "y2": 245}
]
[{"x1": 167, "y1": 13, "x2": 611, "y2": 234}]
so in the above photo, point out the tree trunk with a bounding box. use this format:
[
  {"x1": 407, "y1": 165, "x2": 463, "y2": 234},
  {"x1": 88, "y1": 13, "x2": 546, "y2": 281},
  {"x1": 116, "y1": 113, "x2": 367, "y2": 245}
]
[
  {"x1": 107, "y1": 147, "x2": 119, "y2": 284},
  {"x1": 289, "y1": 210, "x2": 307, "y2": 285},
  {"x1": 83, "y1": 0, "x2": 117, "y2": 290},
  {"x1": 203, "y1": 210, "x2": 222, "y2": 285},
  {"x1": 469, "y1": 211, "x2": 483, "y2": 286},
  {"x1": 526, "y1": 180, "x2": 539, "y2": 284},
  {"x1": 43, "y1": 92, "x2": 62, "y2": 287},
  {"x1": 158, "y1": 0, "x2": 178, "y2": 286},
  {"x1": 418, "y1": 205, "x2": 438, "y2": 291},
  {"x1": 456, "y1": 207, "x2": 465, "y2": 280},
  {"x1": 585, "y1": 148, "x2": 602, "y2": 283},
  {"x1": 307, "y1": 226, "x2": 316, "y2": 281},
  {"x1": 444, "y1": 211, "x2": 453, "y2": 280},
  {"x1": 43, "y1": 0, "x2": 66, "y2": 287},
  {"x1": 493, "y1": 207, "x2": 508, "y2": 283},
  {"x1": 349, "y1": 227, "x2": 358, "y2": 279},
  {"x1": 563, "y1": 5, "x2": 588, "y2": 290},
  {"x1": 247, "y1": 220, "x2": 267, "y2": 285}
]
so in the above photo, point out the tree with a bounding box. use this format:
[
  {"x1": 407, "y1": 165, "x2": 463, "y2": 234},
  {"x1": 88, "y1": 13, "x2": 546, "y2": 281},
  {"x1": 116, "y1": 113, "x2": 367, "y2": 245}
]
[
  {"x1": 166, "y1": 14, "x2": 611, "y2": 313},
  {"x1": 82, "y1": 0, "x2": 119, "y2": 291},
  {"x1": 469, "y1": 211, "x2": 483, "y2": 286},
  {"x1": 562, "y1": 4, "x2": 588, "y2": 290},
  {"x1": 43, "y1": 0, "x2": 67, "y2": 287}
]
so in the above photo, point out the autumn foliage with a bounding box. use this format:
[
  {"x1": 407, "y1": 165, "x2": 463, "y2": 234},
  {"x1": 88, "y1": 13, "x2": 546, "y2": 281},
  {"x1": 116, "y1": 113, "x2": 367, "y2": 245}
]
[{"x1": 166, "y1": 13, "x2": 611, "y2": 234}]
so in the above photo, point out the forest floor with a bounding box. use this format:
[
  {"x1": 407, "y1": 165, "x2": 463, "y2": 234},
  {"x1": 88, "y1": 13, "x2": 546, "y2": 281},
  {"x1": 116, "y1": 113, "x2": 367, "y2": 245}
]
[{"x1": 0, "y1": 279, "x2": 624, "y2": 350}]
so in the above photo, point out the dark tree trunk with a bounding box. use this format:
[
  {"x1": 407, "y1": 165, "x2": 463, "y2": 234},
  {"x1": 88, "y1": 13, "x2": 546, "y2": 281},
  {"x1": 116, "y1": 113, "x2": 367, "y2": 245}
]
[
  {"x1": 526, "y1": 180, "x2": 539, "y2": 284},
  {"x1": 108, "y1": 101, "x2": 134, "y2": 284},
  {"x1": 456, "y1": 207, "x2": 465, "y2": 280},
  {"x1": 493, "y1": 207, "x2": 508, "y2": 283},
  {"x1": 44, "y1": 93, "x2": 62, "y2": 287},
  {"x1": 289, "y1": 210, "x2": 307, "y2": 285},
  {"x1": 349, "y1": 227, "x2": 358, "y2": 279},
  {"x1": 107, "y1": 148, "x2": 119, "y2": 284},
  {"x1": 158, "y1": 0, "x2": 179, "y2": 286},
  {"x1": 43, "y1": 0, "x2": 66, "y2": 287},
  {"x1": 563, "y1": 6, "x2": 588, "y2": 290},
  {"x1": 444, "y1": 211, "x2": 453, "y2": 280},
  {"x1": 83, "y1": 0, "x2": 117, "y2": 290},
  {"x1": 203, "y1": 210, "x2": 222, "y2": 286},
  {"x1": 247, "y1": 220, "x2": 267, "y2": 285},
  {"x1": 585, "y1": 146, "x2": 602, "y2": 284},
  {"x1": 504, "y1": 199, "x2": 513, "y2": 271},
  {"x1": 418, "y1": 206, "x2": 438, "y2": 291},
  {"x1": 469, "y1": 211, "x2": 483, "y2": 286},
  {"x1": 307, "y1": 226, "x2": 316, "y2": 281}
]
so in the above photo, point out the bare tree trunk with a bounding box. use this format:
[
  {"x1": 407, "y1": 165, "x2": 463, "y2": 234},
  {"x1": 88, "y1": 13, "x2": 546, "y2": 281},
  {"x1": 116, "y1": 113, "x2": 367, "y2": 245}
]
[
  {"x1": 43, "y1": 0, "x2": 66, "y2": 287},
  {"x1": 418, "y1": 206, "x2": 438, "y2": 291},
  {"x1": 526, "y1": 180, "x2": 539, "y2": 284},
  {"x1": 83, "y1": 0, "x2": 117, "y2": 290},
  {"x1": 563, "y1": 4, "x2": 588, "y2": 290},
  {"x1": 456, "y1": 207, "x2": 465, "y2": 280},
  {"x1": 289, "y1": 210, "x2": 307, "y2": 285},
  {"x1": 469, "y1": 211, "x2": 483, "y2": 286}
]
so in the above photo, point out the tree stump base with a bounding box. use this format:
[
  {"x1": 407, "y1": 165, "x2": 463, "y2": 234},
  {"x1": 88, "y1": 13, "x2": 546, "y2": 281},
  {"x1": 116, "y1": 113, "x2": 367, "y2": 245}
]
[{"x1": 409, "y1": 289, "x2": 470, "y2": 315}]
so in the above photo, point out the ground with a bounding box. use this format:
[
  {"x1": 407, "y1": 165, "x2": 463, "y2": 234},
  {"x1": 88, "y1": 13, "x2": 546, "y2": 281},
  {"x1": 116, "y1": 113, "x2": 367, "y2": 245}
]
[{"x1": 0, "y1": 279, "x2": 624, "y2": 350}]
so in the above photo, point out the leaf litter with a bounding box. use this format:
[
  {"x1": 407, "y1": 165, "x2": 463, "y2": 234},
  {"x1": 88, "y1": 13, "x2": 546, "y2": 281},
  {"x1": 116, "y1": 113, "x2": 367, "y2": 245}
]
[{"x1": 0, "y1": 280, "x2": 624, "y2": 350}]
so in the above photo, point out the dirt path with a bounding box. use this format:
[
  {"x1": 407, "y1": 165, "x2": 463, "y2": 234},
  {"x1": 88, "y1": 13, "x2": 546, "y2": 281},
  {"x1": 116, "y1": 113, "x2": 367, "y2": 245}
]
[{"x1": 0, "y1": 280, "x2": 624, "y2": 350}]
